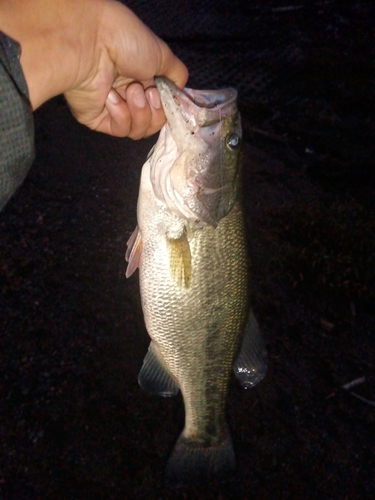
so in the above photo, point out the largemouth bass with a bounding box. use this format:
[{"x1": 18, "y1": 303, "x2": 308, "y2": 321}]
[{"x1": 126, "y1": 77, "x2": 267, "y2": 486}]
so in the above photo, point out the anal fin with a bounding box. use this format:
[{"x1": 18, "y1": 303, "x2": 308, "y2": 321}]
[
  {"x1": 138, "y1": 341, "x2": 179, "y2": 397},
  {"x1": 233, "y1": 309, "x2": 267, "y2": 388}
]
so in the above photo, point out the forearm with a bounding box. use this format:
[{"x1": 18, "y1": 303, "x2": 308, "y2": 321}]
[{"x1": 0, "y1": 0, "x2": 101, "y2": 109}]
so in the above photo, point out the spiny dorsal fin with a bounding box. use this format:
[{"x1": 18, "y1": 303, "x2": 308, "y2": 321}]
[
  {"x1": 125, "y1": 226, "x2": 142, "y2": 278},
  {"x1": 166, "y1": 228, "x2": 192, "y2": 288}
]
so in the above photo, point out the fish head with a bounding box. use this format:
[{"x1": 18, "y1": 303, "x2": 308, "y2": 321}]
[{"x1": 149, "y1": 77, "x2": 242, "y2": 227}]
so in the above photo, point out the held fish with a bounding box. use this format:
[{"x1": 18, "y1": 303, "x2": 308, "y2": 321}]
[{"x1": 126, "y1": 77, "x2": 267, "y2": 486}]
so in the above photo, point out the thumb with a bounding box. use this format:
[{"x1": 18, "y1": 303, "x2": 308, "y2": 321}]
[{"x1": 155, "y1": 39, "x2": 189, "y2": 89}]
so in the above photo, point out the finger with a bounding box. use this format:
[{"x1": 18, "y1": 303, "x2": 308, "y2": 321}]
[
  {"x1": 143, "y1": 86, "x2": 166, "y2": 137},
  {"x1": 99, "y1": 89, "x2": 132, "y2": 137},
  {"x1": 124, "y1": 82, "x2": 152, "y2": 140}
]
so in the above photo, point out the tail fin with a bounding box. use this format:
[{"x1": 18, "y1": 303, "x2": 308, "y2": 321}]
[{"x1": 165, "y1": 431, "x2": 235, "y2": 488}]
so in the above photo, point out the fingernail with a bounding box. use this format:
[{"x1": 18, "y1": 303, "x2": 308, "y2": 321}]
[
  {"x1": 107, "y1": 89, "x2": 120, "y2": 104},
  {"x1": 147, "y1": 87, "x2": 161, "y2": 109},
  {"x1": 131, "y1": 86, "x2": 147, "y2": 108}
]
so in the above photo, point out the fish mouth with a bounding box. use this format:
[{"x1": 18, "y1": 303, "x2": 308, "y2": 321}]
[
  {"x1": 151, "y1": 77, "x2": 242, "y2": 227},
  {"x1": 155, "y1": 77, "x2": 238, "y2": 131}
]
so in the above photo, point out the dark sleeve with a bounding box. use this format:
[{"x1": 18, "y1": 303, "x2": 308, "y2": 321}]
[{"x1": 0, "y1": 32, "x2": 34, "y2": 211}]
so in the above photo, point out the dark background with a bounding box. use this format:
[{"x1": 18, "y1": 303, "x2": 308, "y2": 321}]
[{"x1": 1, "y1": 1, "x2": 374, "y2": 498}]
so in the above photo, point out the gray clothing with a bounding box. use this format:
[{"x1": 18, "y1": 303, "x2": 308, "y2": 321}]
[{"x1": 0, "y1": 32, "x2": 34, "y2": 211}]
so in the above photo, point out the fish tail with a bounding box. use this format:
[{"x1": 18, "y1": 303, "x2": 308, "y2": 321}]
[{"x1": 165, "y1": 430, "x2": 235, "y2": 488}]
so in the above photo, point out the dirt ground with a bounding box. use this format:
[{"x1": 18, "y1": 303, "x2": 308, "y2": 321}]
[{"x1": 1, "y1": 1, "x2": 374, "y2": 499}]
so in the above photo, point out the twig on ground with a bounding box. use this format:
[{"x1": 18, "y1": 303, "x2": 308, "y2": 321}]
[
  {"x1": 272, "y1": 5, "x2": 304, "y2": 12},
  {"x1": 349, "y1": 392, "x2": 375, "y2": 407},
  {"x1": 340, "y1": 377, "x2": 375, "y2": 407},
  {"x1": 247, "y1": 126, "x2": 287, "y2": 143},
  {"x1": 326, "y1": 377, "x2": 367, "y2": 400},
  {"x1": 271, "y1": 1, "x2": 333, "y2": 13},
  {"x1": 341, "y1": 377, "x2": 366, "y2": 390}
]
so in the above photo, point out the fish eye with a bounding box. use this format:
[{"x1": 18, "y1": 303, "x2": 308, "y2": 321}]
[{"x1": 226, "y1": 133, "x2": 240, "y2": 150}]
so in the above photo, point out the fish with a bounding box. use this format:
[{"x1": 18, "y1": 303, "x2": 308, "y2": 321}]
[{"x1": 126, "y1": 76, "x2": 267, "y2": 487}]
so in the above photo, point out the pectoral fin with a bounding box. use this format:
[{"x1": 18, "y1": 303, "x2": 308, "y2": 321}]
[
  {"x1": 166, "y1": 228, "x2": 192, "y2": 288},
  {"x1": 233, "y1": 309, "x2": 267, "y2": 388},
  {"x1": 138, "y1": 341, "x2": 179, "y2": 397},
  {"x1": 125, "y1": 226, "x2": 142, "y2": 278}
]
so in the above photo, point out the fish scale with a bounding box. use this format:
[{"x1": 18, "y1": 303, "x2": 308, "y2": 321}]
[{"x1": 139, "y1": 201, "x2": 246, "y2": 453}]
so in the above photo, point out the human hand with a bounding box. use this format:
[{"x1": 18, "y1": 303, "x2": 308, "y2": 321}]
[
  {"x1": 0, "y1": 0, "x2": 188, "y2": 139},
  {"x1": 64, "y1": 0, "x2": 188, "y2": 139}
]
